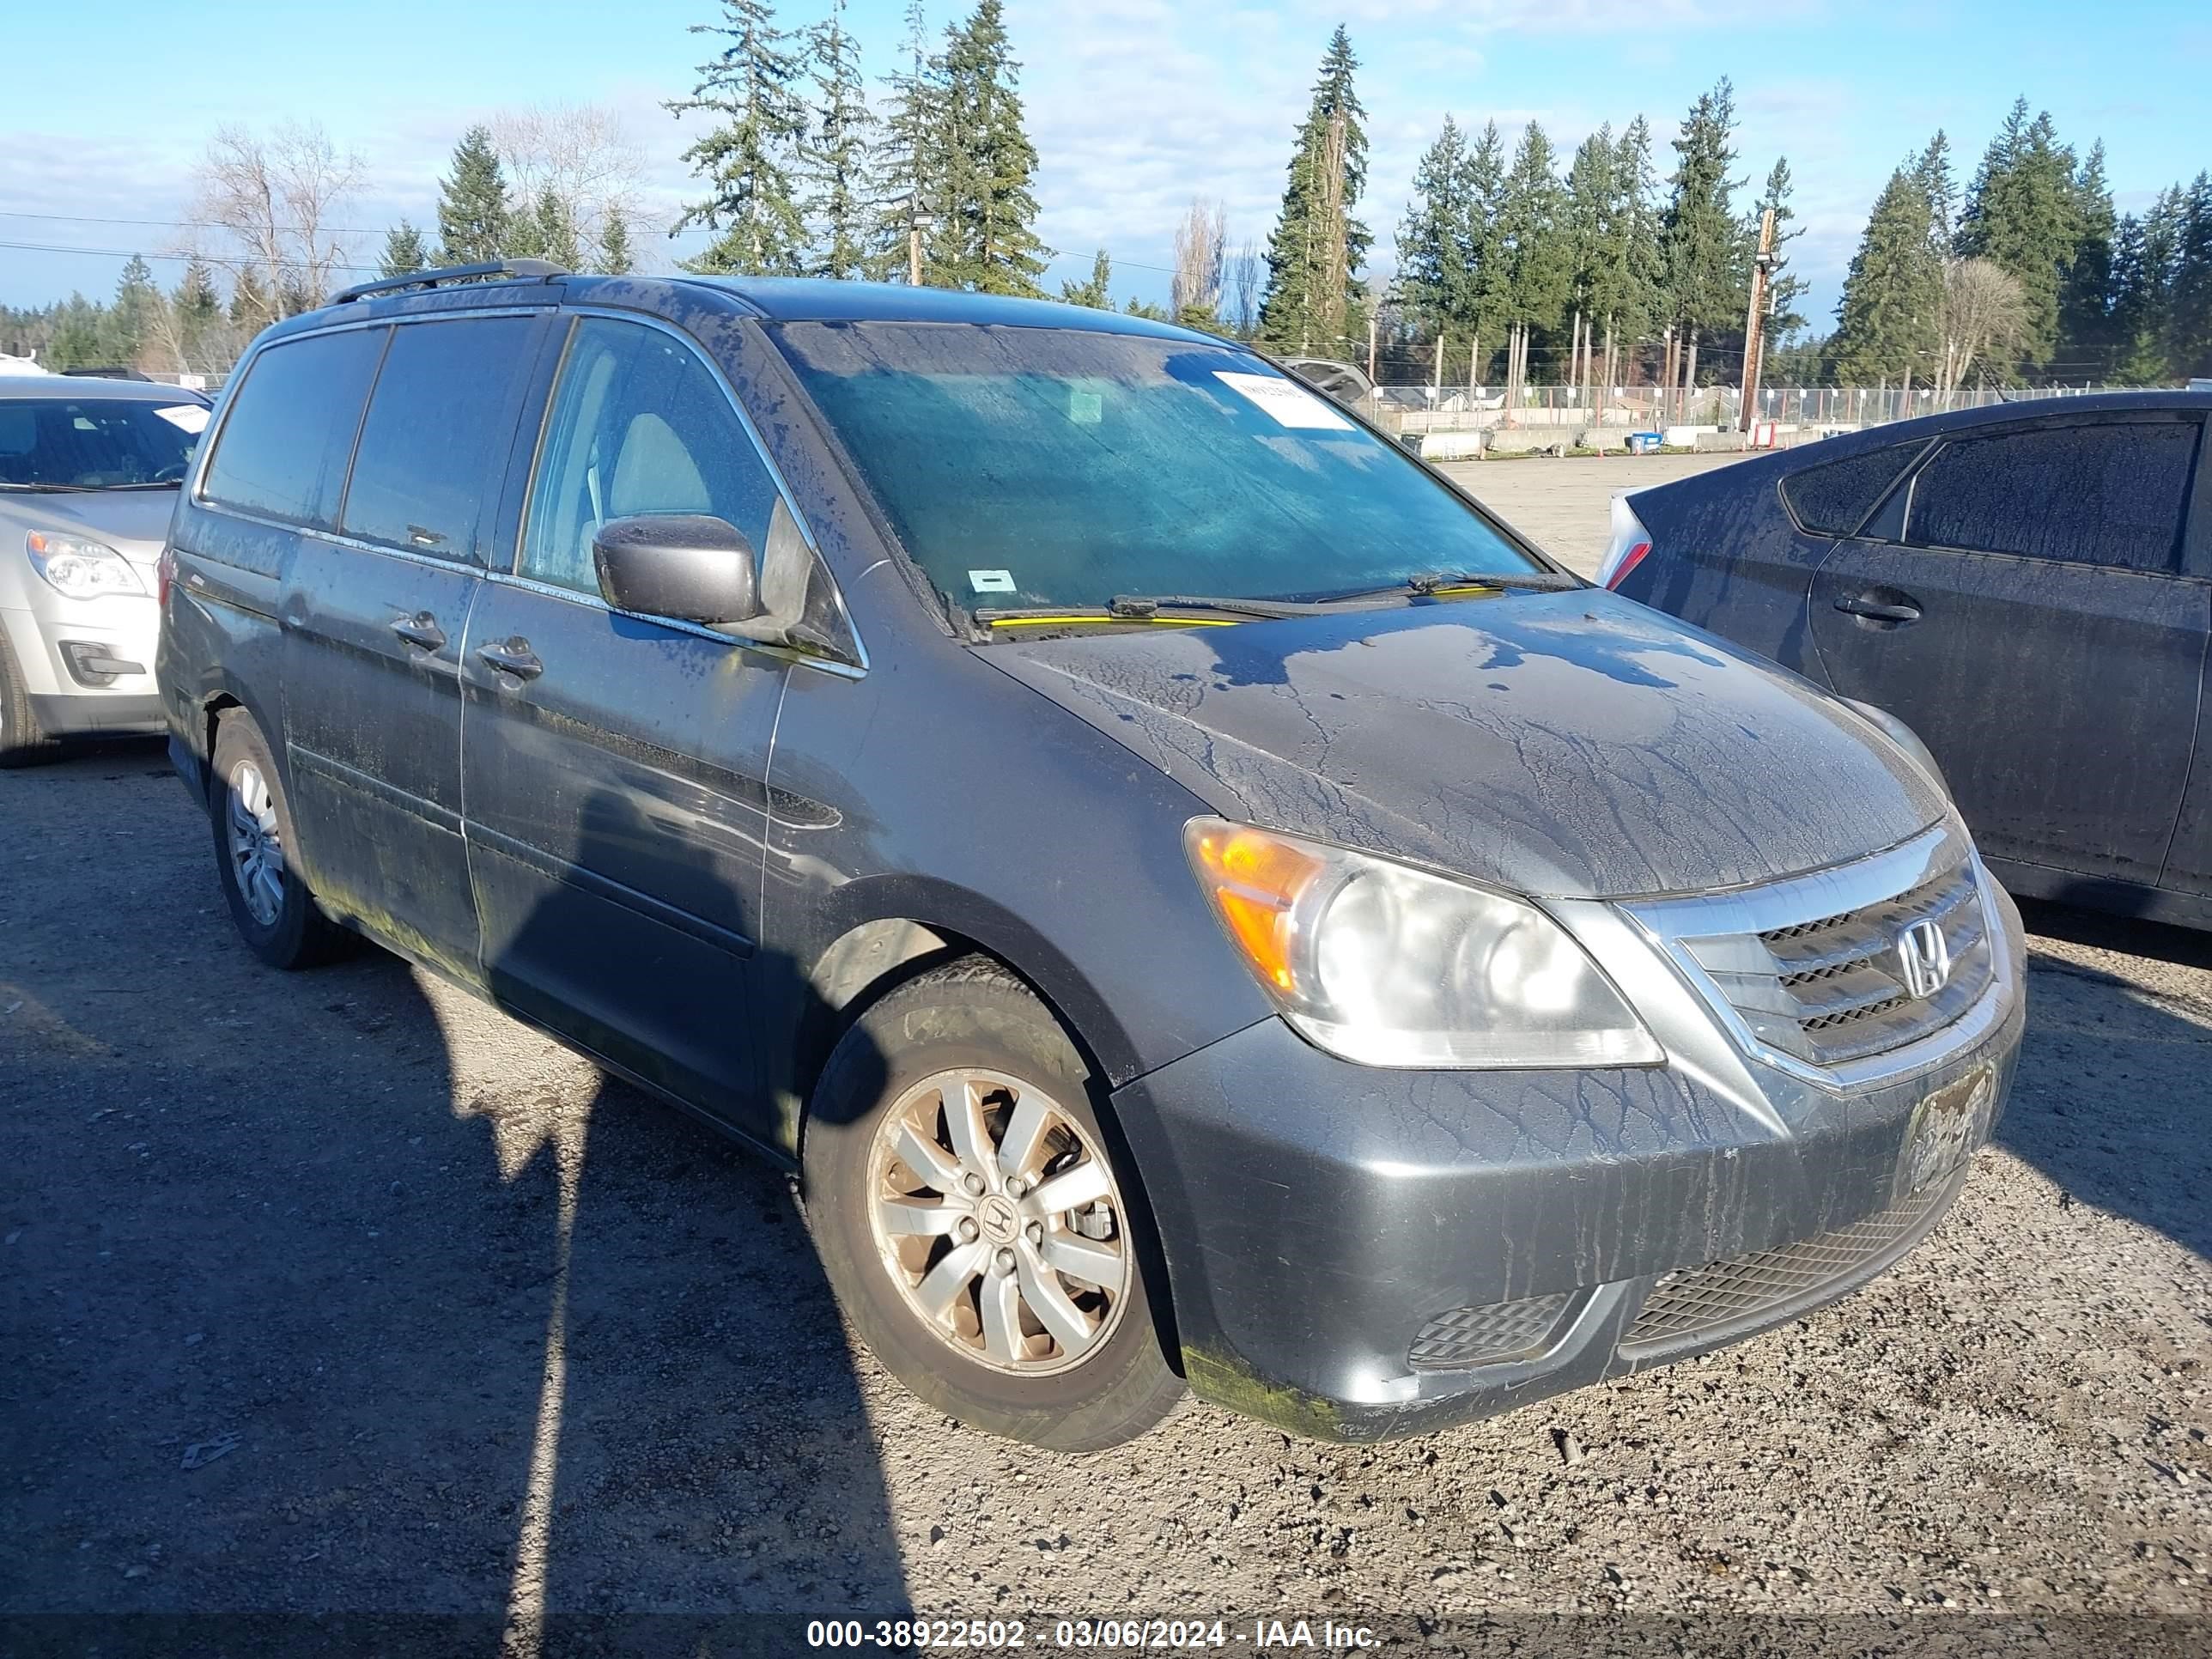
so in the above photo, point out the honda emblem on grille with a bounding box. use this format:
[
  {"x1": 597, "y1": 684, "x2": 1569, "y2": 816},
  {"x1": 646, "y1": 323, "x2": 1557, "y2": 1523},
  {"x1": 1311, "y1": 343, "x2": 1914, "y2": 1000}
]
[{"x1": 1895, "y1": 918, "x2": 1951, "y2": 999}]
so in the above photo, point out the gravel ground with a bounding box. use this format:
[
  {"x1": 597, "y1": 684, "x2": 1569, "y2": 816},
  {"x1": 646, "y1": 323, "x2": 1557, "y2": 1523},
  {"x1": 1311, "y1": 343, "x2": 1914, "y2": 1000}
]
[
  {"x1": 1437, "y1": 452, "x2": 1748, "y2": 574},
  {"x1": 3, "y1": 462, "x2": 2208, "y2": 1654}
]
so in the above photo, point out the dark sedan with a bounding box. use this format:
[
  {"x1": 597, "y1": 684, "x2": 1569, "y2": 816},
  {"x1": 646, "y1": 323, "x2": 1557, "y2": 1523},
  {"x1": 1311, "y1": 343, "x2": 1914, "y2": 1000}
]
[{"x1": 1602, "y1": 392, "x2": 2212, "y2": 931}]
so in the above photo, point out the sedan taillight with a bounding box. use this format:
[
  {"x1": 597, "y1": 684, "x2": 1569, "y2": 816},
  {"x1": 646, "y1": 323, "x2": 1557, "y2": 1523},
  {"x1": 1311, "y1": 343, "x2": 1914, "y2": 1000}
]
[
  {"x1": 156, "y1": 546, "x2": 176, "y2": 609},
  {"x1": 1598, "y1": 494, "x2": 1655, "y2": 591}
]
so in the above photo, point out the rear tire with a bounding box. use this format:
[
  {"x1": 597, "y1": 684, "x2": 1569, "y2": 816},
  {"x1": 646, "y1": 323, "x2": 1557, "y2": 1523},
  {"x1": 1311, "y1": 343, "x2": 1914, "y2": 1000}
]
[
  {"x1": 209, "y1": 711, "x2": 355, "y2": 969},
  {"x1": 0, "y1": 633, "x2": 61, "y2": 769},
  {"x1": 805, "y1": 957, "x2": 1185, "y2": 1452}
]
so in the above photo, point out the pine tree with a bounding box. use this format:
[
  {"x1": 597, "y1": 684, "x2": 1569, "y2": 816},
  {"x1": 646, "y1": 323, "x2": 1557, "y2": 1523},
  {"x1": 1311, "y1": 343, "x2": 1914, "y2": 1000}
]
[
  {"x1": 1499, "y1": 121, "x2": 1570, "y2": 343},
  {"x1": 1829, "y1": 162, "x2": 1943, "y2": 384},
  {"x1": 2108, "y1": 187, "x2": 2181, "y2": 383},
  {"x1": 174, "y1": 260, "x2": 222, "y2": 332},
  {"x1": 930, "y1": 1, "x2": 1048, "y2": 295},
  {"x1": 1060, "y1": 248, "x2": 1112, "y2": 308},
  {"x1": 1461, "y1": 119, "x2": 1514, "y2": 372},
  {"x1": 1956, "y1": 99, "x2": 2083, "y2": 367},
  {"x1": 379, "y1": 221, "x2": 429, "y2": 279},
  {"x1": 2170, "y1": 173, "x2": 2212, "y2": 380},
  {"x1": 2060, "y1": 139, "x2": 2116, "y2": 374},
  {"x1": 669, "y1": 0, "x2": 809, "y2": 276},
  {"x1": 1256, "y1": 26, "x2": 1370, "y2": 352},
  {"x1": 798, "y1": 0, "x2": 872, "y2": 279},
  {"x1": 437, "y1": 125, "x2": 512, "y2": 265},
  {"x1": 532, "y1": 187, "x2": 584, "y2": 270},
  {"x1": 868, "y1": 0, "x2": 943, "y2": 282},
  {"x1": 596, "y1": 211, "x2": 636, "y2": 276},
  {"x1": 1917, "y1": 131, "x2": 1958, "y2": 252},
  {"x1": 1752, "y1": 156, "x2": 1808, "y2": 341},
  {"x1": 229, "y1": 268, "x2": 271, "y2": 329},
  {"x1": 1606, "y1": 115, "x2": 1666, "y2": 344},
  {"x1": 107, "y1": 256, "x2": 158, "y2": 367},
  {"x1": 1395, "y1": 116, "x2": 1472, "y2": 334},
  {"x1": 1659, "y1": 79, "x2": 1751, "y2": 373},
  {"x1": 1562, "y1": 125, "x2": 1617, "y2": 334}
]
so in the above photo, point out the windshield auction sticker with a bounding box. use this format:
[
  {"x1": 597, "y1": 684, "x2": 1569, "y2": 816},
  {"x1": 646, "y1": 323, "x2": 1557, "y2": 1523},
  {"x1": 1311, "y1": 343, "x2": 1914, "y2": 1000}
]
[{"x1": 1212, "y1": 371, "x2": 1353, "y2": 432}]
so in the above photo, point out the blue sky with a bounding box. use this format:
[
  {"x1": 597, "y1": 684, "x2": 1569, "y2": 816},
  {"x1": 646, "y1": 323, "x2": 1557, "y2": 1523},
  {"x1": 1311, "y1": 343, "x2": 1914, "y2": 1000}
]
[{"x1": 3, "y1": 0, "x2": 2208, "y2": 328}]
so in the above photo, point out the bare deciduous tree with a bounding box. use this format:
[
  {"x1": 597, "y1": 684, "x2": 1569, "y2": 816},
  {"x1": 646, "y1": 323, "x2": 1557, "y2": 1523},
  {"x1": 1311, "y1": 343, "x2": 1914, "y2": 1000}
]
[
  {"x1": 1224, "y1": 239, "x2": 1262, "y2": 339},
  {"x1": 1170, "y1": 198, "x2": 1228, "y2": 322},
  {"x1": 491, "y1": 102, "x2": 647, "y2": 259},
  {"x1": 1939, "y1": 256, "x2": 2027, "y2": 392},
  {"x1": 186, "y1": 122, "x2": 364, "y2": 326}
]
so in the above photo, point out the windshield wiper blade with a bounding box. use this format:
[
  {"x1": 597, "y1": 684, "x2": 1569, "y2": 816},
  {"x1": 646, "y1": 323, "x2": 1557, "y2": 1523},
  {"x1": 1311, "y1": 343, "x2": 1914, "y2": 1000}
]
[
  {"x1": 1407, "y1": 569, "x2": 1583, "y2": 593},
  {"x1": 975, "y1": 593, "x2": 1344, "y2": 625},
  {"x1": 0, "y1": 482, "x2": 90, "y2": 493}
]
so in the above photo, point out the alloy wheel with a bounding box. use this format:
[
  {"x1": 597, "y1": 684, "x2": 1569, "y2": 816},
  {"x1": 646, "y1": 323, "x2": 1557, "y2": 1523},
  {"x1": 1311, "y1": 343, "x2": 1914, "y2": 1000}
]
[
  {"x1": 866, "y1": 1067, "x2": 1133, "y2": 1376},
  {"x1": 224, "y1": 759, "x2": 287, "y2": 927}
]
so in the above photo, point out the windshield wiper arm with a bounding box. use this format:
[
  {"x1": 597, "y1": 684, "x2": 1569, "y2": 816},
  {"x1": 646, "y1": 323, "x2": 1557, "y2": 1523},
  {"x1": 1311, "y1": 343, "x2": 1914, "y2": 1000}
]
[{"x1": 0, "y1": 482, "x2": 90, "y2": 493}]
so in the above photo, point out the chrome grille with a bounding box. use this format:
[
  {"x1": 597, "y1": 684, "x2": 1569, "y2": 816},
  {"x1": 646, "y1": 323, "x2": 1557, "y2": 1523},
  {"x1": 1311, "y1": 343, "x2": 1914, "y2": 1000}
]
[
  {"x1": 1407, "y1": 1291, "x2": 1572, "y2": 1370},
  {"x1": 1645, "y1": 828, "x2": 1997, "y2": 1076},
  {"x1": 1620, "y1": 1180, "x2": 1952, "y2": 1355}
]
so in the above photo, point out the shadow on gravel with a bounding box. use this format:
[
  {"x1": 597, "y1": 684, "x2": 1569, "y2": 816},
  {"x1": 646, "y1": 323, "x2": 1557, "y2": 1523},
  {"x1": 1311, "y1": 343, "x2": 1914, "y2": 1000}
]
[
  {"x1": 0, "y1": 753, "x2": 909, "y2": 1649},
  {"x1": 2003, "y1": 895, "x2": 2212, "y2": 1264}
]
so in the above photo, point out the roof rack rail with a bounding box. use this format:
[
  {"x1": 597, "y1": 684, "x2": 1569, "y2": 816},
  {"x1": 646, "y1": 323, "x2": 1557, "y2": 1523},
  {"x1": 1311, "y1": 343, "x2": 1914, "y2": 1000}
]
[{"x1": 331, "y1": 258, "x2": 569, "y2": 306}]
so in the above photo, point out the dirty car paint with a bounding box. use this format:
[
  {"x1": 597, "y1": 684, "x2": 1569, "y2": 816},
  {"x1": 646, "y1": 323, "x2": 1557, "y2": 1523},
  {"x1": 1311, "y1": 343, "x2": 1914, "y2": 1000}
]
[{"x1": 981, "y1": 589, "x2": 1949, "y2": 901}]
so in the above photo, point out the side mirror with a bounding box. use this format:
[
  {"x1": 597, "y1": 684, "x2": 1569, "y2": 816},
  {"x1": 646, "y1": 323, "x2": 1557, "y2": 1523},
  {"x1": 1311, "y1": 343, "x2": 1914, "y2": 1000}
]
[{"x1": 592, "y1": 514, "x2": 761, "y2": 627}]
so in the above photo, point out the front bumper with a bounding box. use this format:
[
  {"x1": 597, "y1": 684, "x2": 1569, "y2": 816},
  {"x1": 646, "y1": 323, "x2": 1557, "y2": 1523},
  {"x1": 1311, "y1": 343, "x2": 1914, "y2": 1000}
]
[
  {"x1": 1111, "y1": 878, "x2": 2026, "y2": 1443},
  {"x1": 3, "y1": 594, "x2": 163, "y2": 736}
]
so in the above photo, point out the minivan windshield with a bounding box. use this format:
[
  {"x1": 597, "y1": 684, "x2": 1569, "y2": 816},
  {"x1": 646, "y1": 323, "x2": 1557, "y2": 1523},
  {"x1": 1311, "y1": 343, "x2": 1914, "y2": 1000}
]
[
  {"x1": 770, "y1": 322, "x2": 1545, "y2": 612},
  {"x1": 0, "y1": 396, "x2": 208, "y2": 489}
]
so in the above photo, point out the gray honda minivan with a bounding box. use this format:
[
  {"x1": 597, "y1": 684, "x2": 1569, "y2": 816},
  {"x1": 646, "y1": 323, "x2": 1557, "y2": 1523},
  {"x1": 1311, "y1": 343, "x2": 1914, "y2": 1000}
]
[{"x1": 157, "y1": 263, "x2": 2025, "y2": 1451}]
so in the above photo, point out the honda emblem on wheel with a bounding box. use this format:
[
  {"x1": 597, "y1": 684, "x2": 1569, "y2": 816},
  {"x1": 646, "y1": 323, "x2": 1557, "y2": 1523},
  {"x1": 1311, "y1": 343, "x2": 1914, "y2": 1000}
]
[{"x1": 1896, "y1": 918, "x2": 1952, "y2": 999}]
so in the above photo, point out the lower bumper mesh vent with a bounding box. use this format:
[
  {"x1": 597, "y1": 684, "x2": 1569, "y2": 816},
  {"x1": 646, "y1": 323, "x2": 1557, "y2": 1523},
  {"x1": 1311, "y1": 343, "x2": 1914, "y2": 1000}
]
[
  {"x1": 1408, "y1": 1291, "x2": 1571, "y2": 1370},
  {"x1": 1621, "y1": 1182, "x2": 1952, "y2": 1356}
]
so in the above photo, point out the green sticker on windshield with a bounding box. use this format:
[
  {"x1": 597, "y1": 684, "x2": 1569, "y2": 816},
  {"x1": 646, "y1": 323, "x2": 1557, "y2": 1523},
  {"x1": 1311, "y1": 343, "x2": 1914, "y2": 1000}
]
[{"x1": 1069, "y1": 389, "x2": 1103, "y2": 426}]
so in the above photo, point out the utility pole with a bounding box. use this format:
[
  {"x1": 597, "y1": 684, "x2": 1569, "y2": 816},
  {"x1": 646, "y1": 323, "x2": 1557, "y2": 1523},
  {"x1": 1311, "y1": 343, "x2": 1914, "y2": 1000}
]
[
  {"x1": 1432, "y1": 331, "x2": 1445, "y2": 392},
  {"x1": 894, "y1": 193, "x2": 934, "y2": 287},
  {"x1": 1738, "y1": 207, "x2": 1777, "y2": 434},
  {"x1": 1366, "y1": 311, "x2": 1377, "y2": 382}
]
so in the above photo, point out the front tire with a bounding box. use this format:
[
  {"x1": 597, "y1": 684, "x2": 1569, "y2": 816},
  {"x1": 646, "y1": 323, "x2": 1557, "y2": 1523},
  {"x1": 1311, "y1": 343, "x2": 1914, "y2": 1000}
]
[
  {"x1": 805, "y1": 957, "x2": 1185, "y2": 1452},
  {"x1": 0, "y1": 633, "x2": 60, "y2": 769},
  {"x1": 209, "y1": 711, "x2": 355, "y2": 969}
]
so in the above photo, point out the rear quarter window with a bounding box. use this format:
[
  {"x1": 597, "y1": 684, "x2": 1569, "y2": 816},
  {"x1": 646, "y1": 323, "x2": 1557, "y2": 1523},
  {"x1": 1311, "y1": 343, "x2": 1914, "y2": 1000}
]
[
  {"x1": 1905, "y1": 417, "x2": 2198, "y2": 573},
  {"x1": 1778, "y1": 443, "x2": 1921, "y2": 538},
  {"x1": 200, "y1": 327, "x2": 385, "y2": 528}
]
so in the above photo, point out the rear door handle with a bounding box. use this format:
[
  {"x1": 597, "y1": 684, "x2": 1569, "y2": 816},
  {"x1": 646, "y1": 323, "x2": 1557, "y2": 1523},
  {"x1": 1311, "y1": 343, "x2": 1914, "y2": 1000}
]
[
  {"x1": 476, "y1": 639, "x2": 544, "y2": 681},
  {"x1": 1833, "y1": 596, "x2": 1922, "y2": 623},
  {"x1": 390, "y1": 612, "x2": 446, "y2": 651}
]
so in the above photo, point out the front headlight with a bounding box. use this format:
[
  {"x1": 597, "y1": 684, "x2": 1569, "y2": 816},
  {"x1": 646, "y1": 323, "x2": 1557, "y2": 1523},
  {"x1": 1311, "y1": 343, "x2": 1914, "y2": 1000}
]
[
  {"x1": 1185, "y1": 817, "x2": 1663, "y2": 1070},
  {"x1": 27, "y1": 531, "x2": 146, "y2": 599}
]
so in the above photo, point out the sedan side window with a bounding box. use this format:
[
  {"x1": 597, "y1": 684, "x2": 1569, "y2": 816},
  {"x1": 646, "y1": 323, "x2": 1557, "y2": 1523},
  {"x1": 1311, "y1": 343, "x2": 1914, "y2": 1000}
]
[
  {"x1": 520, "y1": 317, "x2": 780, "y2": 596},
  {"x1": 1905, "y1": 418, "x2": 2199, "y2": 574}
]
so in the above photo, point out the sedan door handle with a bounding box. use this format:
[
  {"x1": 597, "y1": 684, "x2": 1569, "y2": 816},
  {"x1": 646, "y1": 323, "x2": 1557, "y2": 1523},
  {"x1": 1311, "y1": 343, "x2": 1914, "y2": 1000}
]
[
  {"x1": 476, "y1": 638, "x2": 544, "y2": 681},
  {"x1": 1833, "y1": 596, "x2": 1922, "y2": 623},
  {"x1": 390, "y1": 612, "x2": 446, "y2": 651}
]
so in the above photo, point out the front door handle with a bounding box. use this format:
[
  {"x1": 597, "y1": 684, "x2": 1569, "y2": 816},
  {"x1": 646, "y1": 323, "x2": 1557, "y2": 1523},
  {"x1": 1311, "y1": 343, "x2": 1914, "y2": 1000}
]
[
  {"x1": 476, "y1": 638, "x2": 544, "y2": 681},
  {"x1": 1833, "y1": 595, "x2": 1923, "y2": 623},
  {"x1": 390, "y1": 612, "x2": 446, "y2": 651}
]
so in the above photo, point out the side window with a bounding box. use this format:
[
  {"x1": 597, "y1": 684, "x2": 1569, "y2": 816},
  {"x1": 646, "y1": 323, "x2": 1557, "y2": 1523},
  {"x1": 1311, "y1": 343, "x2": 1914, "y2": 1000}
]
[
  {"x1": 519, "y1": 317, "x2": 780, "y2": 595},
  {"x1": 200, "y1": 328, "x2": 385, "y2": 527},
  {"x1": 340, "y1": 316, "x2": 540, "y2": 562},
  {"x1": 1906, "y1": 419, "x2": 2199, "y2": 573},
  {"x1": 1779, "y1": 442, "x2": 1921, "y2": 538}
]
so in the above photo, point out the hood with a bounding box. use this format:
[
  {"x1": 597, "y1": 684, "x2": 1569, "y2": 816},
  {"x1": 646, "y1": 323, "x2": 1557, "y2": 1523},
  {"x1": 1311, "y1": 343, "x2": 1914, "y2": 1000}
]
[
  {"x1": 981, "y1": 591, "x2": 1948, "y2": 901},
  {"x1": 11, "y1": 488, "x2": 179, "y2": 566}
]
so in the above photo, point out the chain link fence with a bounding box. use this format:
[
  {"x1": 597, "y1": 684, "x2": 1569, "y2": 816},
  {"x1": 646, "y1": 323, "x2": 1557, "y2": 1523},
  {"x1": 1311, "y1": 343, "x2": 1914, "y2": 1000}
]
[{"x1": 1362, "y1": 381, "x2": 2172, "y2": 449}]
